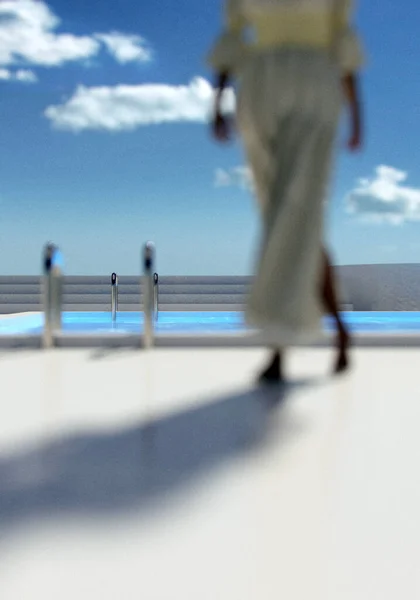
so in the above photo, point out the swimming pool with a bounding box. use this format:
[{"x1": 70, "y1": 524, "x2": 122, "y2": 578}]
[{"x1": 2, "y1": 311, "x2": 420, "y2": 336}]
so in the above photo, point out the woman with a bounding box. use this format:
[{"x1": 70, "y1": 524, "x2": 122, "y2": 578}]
[{"x1": 208, "y1": 0, "x2": 364, "y2": 382}]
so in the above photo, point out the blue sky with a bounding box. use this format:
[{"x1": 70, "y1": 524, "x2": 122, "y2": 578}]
[{"x1": 1, "y1": 0, "x2": 420, "y2": 275}]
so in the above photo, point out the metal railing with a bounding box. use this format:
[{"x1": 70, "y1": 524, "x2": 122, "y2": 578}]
[
  {"x1": 111, "y1": 272, "x2": 118, "y2": 322},
  {"x1": 41, "y1": 242, "x2": 159, "y2": 347},
  {"x1": 112, "y1": 269, "x2": 157, "y2": 326},
  {"x1": 143, "y1": 242, "x2": 155, "y2": 348},
  {"x1": 42, "y1": 242, "x2": 63, "y2": 348},
  {"x1": 153, "y1": 272, "x2": 159, "y2": 322}
]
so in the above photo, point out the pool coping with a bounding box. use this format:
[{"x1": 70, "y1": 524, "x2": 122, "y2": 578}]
[
  {"x1": 1, "y1": 331, "x2": 420, "y2": 349},
  {"x1": 1, "y1": 311, "x2": 420, "y2": 348}
]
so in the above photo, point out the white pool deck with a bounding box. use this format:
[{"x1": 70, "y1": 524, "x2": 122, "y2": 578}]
[{"x1": 0, "y1": 346, "x2": 419, "y2": 599}]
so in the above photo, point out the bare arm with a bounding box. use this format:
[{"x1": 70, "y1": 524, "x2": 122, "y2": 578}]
[
  {"x1": 341, "y1": 73, "x2": 362, "y2": 150},
  {"x1": 212, "y1": 70, "x2": 233, "y2": 142},
  {"x1": 214, "y1": 70, "x2": 231, "y2": 112}
]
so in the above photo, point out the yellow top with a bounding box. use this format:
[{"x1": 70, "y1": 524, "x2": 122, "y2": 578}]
[{"x1": 208, "y1": 0, "x2": 364, "y2": 74}]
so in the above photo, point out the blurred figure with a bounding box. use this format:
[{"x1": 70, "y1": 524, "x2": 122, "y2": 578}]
[
  {"x1": 44, "y1": 242, "x2": 64, "y2": 274},
  {"x1": 44, "y1": 243, "x2": 55, "y2": 272},
  {"x1": 43, "y1": 242, "x2": 64, "y2": 331},
  {"x1": 208, "y1": 0, "x2": 364, "y2": 382}
]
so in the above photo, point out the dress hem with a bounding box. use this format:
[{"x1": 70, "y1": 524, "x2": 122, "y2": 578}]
[{"x1": 245, "y1": 308, "x2": 325, "y2": 347}]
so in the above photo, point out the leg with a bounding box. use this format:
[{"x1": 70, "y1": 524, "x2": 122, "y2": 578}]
[
  {"x1": 320, "y1": 249, "x2": 351, "y2": 373},
  {"x1": 239, "y1": 113, "x2": 286, "y2": 385},
  {"x1": 237, "y1": 58, "x2": 340, "y2": 384},
  {"x1": 258, "y1": 349, "x2": 284, "y2": 384}
]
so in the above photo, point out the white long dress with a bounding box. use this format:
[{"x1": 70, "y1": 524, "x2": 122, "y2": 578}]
[{"x1": 208, "y1": 0, "x2": 364, "y2": 346}]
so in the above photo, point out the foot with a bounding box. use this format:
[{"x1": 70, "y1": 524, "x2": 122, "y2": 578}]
[
  {"x1": 258, "y1": 352, "x2": 284, "y2": 384},
  {"x1": 334, "y1": 329, "x2": 351, "y2": 374}
]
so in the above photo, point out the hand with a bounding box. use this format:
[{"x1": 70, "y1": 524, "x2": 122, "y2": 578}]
[
  {"x1": 341, "y1": 75, "x2": 363, "y2": 152},
  {"x1": 212, "y1": 111, "x2": 232, "y2": 143},
  {"x1": 347, "y1": 101, "x2": 362, "y2": 152},
  {"x1": 347, "y1": 127, "x2": 362, "y2": 152}
]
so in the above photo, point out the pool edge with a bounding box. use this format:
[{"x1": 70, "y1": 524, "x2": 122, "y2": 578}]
[{"x1": 1, "y1": 332, "x2": 420, "y2": 349}]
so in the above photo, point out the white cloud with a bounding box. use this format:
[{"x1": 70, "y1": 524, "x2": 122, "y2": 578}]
[
  {"x1": 346, "y1": 166, "x2": 420, "y2": 224},
  {"x1": 44, "y1": 77, "x2": 236, "y2": 132},
  {"x1": 0, "y1": 0, "x2": 99, "y2": 67},
  {"x1": 0, "y1": 67, "x2": 37, "y2": 82},
  {"x1": 95, "y1": 32, "x2": 152, "y2": 64},
  {"x1": 215, "y1": 166, "x2": 253, "y2": 191},
  {"x1": 0, "y1": 68, "x2": 11, "y2": 80},
  {"x1": 15, "y1": 68, "x2": 38, "y2": 83},
  {"x1": 0, "y1": 0, "x2": 152, "y2": 81},
  {"x1": 215, "y1": 168, "x2": 233, "y2": 187}
]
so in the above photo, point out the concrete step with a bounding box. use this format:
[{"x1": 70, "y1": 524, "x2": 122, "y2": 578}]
[
  {"x1": 0, "y1": 275, "x2": 252, "y2": 282},
  {"x1": 0, "y1": 285, "x2": 41, "y2": 294},
  {"x1": 0, "y1": 305, "x2": 247, "y2": 314},
  {"x1": 0, "y1": 293, "x2": 248, "y2": 306},
  {"x1": 0, "y1": 295, "x2": 42, "y2": 304},
  {"x1": 0, "y1": 283, "x2": 250, "y2": 294},
  {"x1": 0, "y1": 276, "x2": 40, "y2": 284}
]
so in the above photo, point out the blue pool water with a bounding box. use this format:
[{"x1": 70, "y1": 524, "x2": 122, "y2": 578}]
[{"x1": 2, "y1": 311, "x2": 420, "y2": 336}]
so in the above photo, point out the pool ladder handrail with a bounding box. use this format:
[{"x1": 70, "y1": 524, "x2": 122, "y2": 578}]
[
  {"x1": 112, "y1": 269, "x2": 157, "y2": 327},
  {"x1": 111, "y1": 272, "x2": 118, "y2": 322},
  {"x1": 153, "y1": 272, "x2": 159, "y2": 322},
  {"x1": 43, "y1": 242, "x2": 63, "y2": 348},
  {"x1": 143, "y1": 242, "x2": 160, "y2": 348}
]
